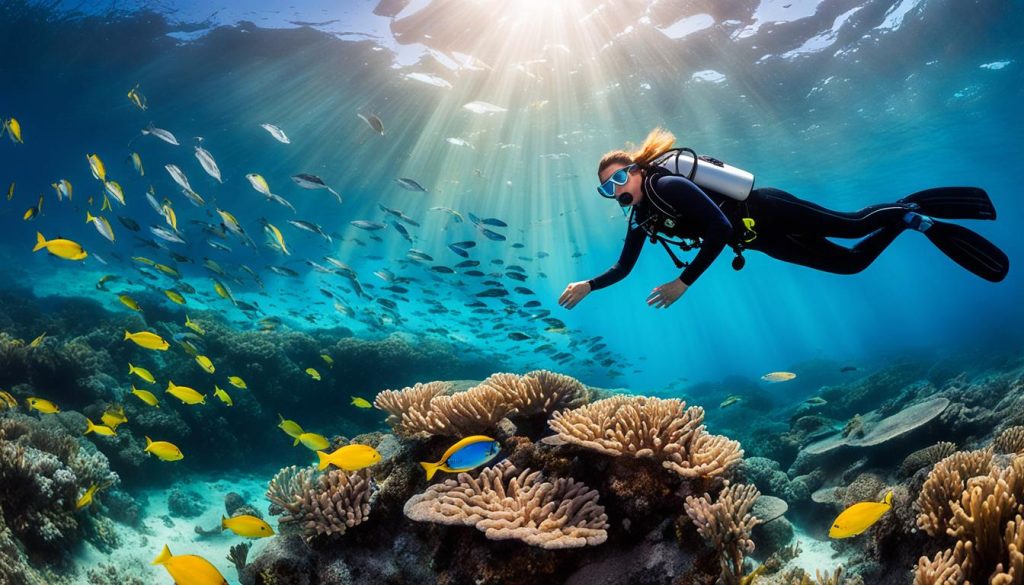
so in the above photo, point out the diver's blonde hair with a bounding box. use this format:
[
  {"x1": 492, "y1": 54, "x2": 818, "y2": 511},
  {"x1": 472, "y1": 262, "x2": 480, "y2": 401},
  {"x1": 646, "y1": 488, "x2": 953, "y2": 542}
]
[{"x1": 597, "y1": 127, "x2": 676, "y2": 176}]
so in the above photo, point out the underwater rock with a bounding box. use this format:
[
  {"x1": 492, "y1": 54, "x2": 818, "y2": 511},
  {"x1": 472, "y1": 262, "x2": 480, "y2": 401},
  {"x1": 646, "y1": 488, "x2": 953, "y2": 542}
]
[
  {"x1": 751, "y1": 516, "x2": 794, "y2": 561},
  {"x1": 897, "y1": 441, "x2": 958, "y2": 478},
  {"x1": 563, "y1": 520, "x2": 703, "y2": 585},
  {"x1": 240, "y1": 534, "x2": 316, "y2": 585},
  {"x1": 752, "y1": 495, "x2": 789, "y2": 524},
  {"x1": 166, "y1": 488, "x2": 204, "y2": 518}
]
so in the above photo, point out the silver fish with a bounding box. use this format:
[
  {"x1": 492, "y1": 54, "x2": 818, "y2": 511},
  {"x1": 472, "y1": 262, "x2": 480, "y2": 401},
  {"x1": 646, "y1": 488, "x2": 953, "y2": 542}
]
[
  {"x1": 143, "y1": 123, "x2": 180, "y2": 146},
  {"x1": 146, "y1": 192, "x2": 163, "y2": 214},
  {"x1": 193, "y1": 138, "x2": 222, "y2": 183},
  {"x1": 260, "y1": 123, "x2": 290, "y2": 144},
  {"x1": 351, "y1": 220, "x2": 385, "y2": 231},
  {"x1": 181, "y1": 188, "x2": 205, "y2": 207},
  {"x1": 151, "y1": 225, "x2": 185, "y2": 244},
  {"x1": 357, "y1": 113, "x2": 384, "y2": 136},
  {"x1": 165, "y1": 164, "x2": 193, "y2": 192},
  {"x1": 395, "y1": 177, "x2": 427, "y2": 192},
  {"x1": 430, "y1": 206, "x2": 464, "y2": 222},
  {"x1": 291, "y1": 173, "x2": 342, "y2": 204},
  {"x1": 287, "y1": 219, "x2": 332, "y2": 243}
]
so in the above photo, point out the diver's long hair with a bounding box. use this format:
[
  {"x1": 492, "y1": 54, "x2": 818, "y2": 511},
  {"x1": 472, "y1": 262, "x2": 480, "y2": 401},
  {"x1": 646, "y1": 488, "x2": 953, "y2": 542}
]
[{"x1": 597, "y1": 127, "x2": 676, "y2": 176}]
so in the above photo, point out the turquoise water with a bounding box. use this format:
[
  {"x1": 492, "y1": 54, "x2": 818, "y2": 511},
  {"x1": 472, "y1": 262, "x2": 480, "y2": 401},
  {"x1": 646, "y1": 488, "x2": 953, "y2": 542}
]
[{"x1": 1, "y1": 1, "x2": 1022, "y2": 584}]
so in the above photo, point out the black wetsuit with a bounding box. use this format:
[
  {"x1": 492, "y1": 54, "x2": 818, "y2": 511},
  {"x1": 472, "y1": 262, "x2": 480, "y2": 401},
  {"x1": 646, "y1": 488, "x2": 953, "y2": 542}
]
[{"x1": 588, "y1": 171, "x2": 911, "y2": 290}]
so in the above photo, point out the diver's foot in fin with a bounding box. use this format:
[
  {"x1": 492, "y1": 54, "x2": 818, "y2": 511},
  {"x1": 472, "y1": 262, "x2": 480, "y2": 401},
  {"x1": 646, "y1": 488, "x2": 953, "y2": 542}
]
[
  {"x1": 922, "y1": 219, "x2": 1010, "y2": 282},
  {"x1": 903, "y1": 212, "x2": 934, "y2": 232},
  {"x1": 898, "y1": 187, "x2": 996, "y2": 220}
]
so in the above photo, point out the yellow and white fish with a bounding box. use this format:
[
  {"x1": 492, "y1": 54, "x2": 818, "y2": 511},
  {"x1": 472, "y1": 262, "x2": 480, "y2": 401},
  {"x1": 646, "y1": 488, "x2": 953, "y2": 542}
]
[
  {"x1": 127, "y1": 84, "x2": 148, "y2": 110},
  {"x1": 23, "y1": 196, "x2": 43, "y2": 221},
  {"x1": 87, "y1": 154, "x2": 106, "y2": 181},
  {"x1": 33, "y1": 232, "x2": 87, "y2": 260},
  {"x1": 130, "y1": 152, "x2": 144, "y2": 176},
  {"x1": 51, "y1": 179, "x2": 72, "y2": 201},
  {"x1": 124, "y1": 330, "x2": 169, "y2": 351},
  {"x1": 85, "y1": 211, "x2": 115, "y2": 243},
  {"x1": 761, "y1": 371, "x2": 797, "y2": 383},
  {"x1": 264, "y1": 222, "x2": 289, "y2": 255},
  {"x1": 829, "y1": 491, "x2": 894, "y2": 539},
  {"x1": 4, "y1": 118, "x2": 24, "y2": 143}
]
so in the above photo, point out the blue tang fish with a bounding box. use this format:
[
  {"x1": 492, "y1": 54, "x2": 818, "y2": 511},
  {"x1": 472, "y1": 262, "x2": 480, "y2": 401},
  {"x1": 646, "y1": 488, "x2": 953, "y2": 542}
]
[{"x1": 420, "y1": 435, "x2": 500, "y2": 480}]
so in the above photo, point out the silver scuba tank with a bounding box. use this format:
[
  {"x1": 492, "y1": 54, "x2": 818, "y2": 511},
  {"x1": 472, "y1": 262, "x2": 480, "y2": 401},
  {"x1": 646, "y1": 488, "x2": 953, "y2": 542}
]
[{"x1": 653, "y1": 148, "x2": 754, "y2": 201}]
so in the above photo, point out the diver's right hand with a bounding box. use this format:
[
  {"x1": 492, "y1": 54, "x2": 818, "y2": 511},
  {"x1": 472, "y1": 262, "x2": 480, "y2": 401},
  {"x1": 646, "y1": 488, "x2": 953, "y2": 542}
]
[{"x1": 558, "y1": 281, "x2": 592, "y2": 310}]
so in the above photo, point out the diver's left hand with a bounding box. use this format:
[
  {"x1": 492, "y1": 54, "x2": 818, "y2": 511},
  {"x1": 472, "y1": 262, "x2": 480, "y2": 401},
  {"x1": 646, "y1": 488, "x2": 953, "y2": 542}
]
[{"x1": 646, "y1": 278, "x2": 688, "y2": 308}]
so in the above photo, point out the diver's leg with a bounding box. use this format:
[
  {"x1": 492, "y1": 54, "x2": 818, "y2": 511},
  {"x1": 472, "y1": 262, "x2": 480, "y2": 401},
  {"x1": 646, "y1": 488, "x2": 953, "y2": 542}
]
[
  {"x1": 749, "y1": 226, "x2": 905, "y2": 274},
  {"x1": 752, "y1": 188, "x2": 908, "y2": 239}
]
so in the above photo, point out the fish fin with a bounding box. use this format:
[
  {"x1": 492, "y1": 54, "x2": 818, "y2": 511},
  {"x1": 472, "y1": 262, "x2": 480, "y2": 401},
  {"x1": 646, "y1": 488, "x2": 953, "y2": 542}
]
[
  {"x1": 221, "y1": 515, "x2": 228, "y2": 531},
  {"x1": 145, "y1": 436, "x2": 153, "y2": 449},
  {"x1": 152, "y1": 544, "x2": 172, "y2": 565},
  {"x1": 85, "y1": 211, "x2": 94, "y2": 223},
  {"x1": 32, "y1": 232, "x2": 46, "y2": 252},
  {"x1": 84, "y1": 419, "x2": 95, "y2": 434},
  {"x1": 420, "y1": 461, "x2": 440, "y2": 481},
  {"x1": 293, "y1": 437, "x2": 300, "y2": 447},
  {"x1": 316, "y1": 451, "x2": 330, "y2": 471}
]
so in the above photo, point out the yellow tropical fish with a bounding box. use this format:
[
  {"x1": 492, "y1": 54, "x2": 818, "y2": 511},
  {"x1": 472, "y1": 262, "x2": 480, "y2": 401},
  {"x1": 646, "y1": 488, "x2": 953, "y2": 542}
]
[
  {"x1": 0, "y1": 391, "x2": 17, "y2": 410},
  {"x1": 213, "y1": 385, "x2": 232, "y2": 406},
  {"x1": 829, "y1": 491, "x2": 894, "y2": 539},
  {"x1": 162, "y1": 204, "x2": 177, "y2": 231},
  {"x1": 85, "y1": 211, "x2": 116, "y2": 242},
  {"x1": 5, "y1": 118, "x2": 24, "y2": 143},
  {"x1": 154, "y1": 263, "x2": 180, "y2": 277},
  {"x1": 296, "y1": 432, "x2": 330, "y2": 451},
  {"x1": 128, "y1": 362, "x2": 155, "y2": 383},
  {"x1": 29, "y1": 332, "x2": 46, "y2": 347},
  {"x1": 22, "y1": 196, "x2": 43, "y2": 221},
  {"x1": 87, "y1": 154, "x2": 106, "y2": 181},
  {"x1": 195, "y1": 355, "x2": 215, "y2": 374},
  {"x1": 85, "y1": 418, "x2": 116, "y2": 436},
  {"x1": 33, "y1": 232, "x2": 87, "y2": 260},
  {"x1": 127, "y1": 84, "x2": 148, "y2": 111},
  {"x1": 151, "y1": 545, "x2": 227, "y2": 585},
  {"x1": 419, "y1": 435, "x2": 500, "y2": 480},
  {"x1": 166, "y1": 380, "x2": 205, "y2": 405},
  {"x1": 164, "y1": 289, "x2": 186, "y2": 305},
  {"x1": 125, "y1": 330, "x2": 169, "y2": 351},
  {"x1": 305, "y1": 367, "x2": 321, "y2": 381},
  {"x1": 264, "y1": 222, "x2": 289, "y2": 255},
  {"x1": 221, "y1": 515, "x2": 275, "y2": 538},
  {"x1": 184, "y1": 314, "x2": 205, "y2": 335},
  {"x1": 213, "y1": 279, "x2": 236, "y2": 305},
  {"x1": 277, "y1": 414, "x2": 303, "y2": 439},
  {"x1": 720, "y1": 395, "x2": 742, "y2": 409},
  {"x1": 104, "y1": 180, "x2": 125, "y2": 206},
  {"x1": 132, "y1": 256, "x2": 155, "y2": 266},
  {"x1": 101, "y1": 405, "x2": 127, "y2": 429},
  {"x1": 227, "y1": 375, "x2": 247, "y2": 389},
  {"x1": 316, "y1": 444, "x2": 381, "y2": 471},
  {"x1": 351, "y1": 396, "x2": 372, "y2": 409},
  {"x1": 761, "y1": 371, "x2": 797, "y2": 383},
  {"x1": 145, "y1": 437, "x2": 183, "y2": 461},
  {"x1": 119, "y1": 294, "x2": 142, "y2": 312},
  {"x1": 26, "y1": 397, "x2": 59, "y2": 414},
  {"x1": 320, "y1": 353, "x2": 334, "y2": 367},
  {"x1": 6, "y1": 181, "x2": 13, "y2": 200},
  {"x1": 131, "y1": 385, "x2": 160, "y2": 408},
  {"x1": 130, "y1": 152, "x2": 144, "y2": 176},
  {"x1": 51, "y1": 179, "x2": 72, "y2": 201},
  {"x1": 100, "y1": 193, "x2": 112, "y2": 211},
  {"x1": 76, "y1": 483, "x2": 102, "y2": 510}
]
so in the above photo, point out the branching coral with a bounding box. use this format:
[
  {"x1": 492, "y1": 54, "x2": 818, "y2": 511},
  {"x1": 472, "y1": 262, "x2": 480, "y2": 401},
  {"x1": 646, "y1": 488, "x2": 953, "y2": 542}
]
[
  {"x1": 547, "y1": 396, "x2": 743, "y2": 481},
  {"x1": 483, "y1": 370, "x2": 589, "y2": 417},
  {"x1": 995, "y1": 426, "x2": 1024, "y2": 455},
  {"x1": 403, "y1": 459, "x2": 608, "y2": 549},
  {"x1": 914, "y1": 453, "x2": 1024, "y2": 584},
  {"x1": 266, "y1": 465, "x2": 375, "y2": 541},
  {"x1": 785, "y1": 567, "x2": 865, "y2": 585},
  {"x1": 684, "y1": 482, "x2": 762, "y2": 585}
]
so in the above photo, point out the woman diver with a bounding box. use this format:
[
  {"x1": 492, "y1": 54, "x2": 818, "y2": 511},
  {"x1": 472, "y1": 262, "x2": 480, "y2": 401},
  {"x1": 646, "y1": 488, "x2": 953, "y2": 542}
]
[{"x1": 558, "y1": 128, "x2": 1009, "y2": 310}]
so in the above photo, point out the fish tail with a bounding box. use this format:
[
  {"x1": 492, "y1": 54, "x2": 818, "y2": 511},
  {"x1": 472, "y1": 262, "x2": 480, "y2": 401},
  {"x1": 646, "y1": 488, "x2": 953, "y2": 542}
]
[
  {"x1": 293, "y1": 437, "x2": 300, "y2": 447},
  {"x1": 883, "y1": 490, "x2": 894, "y2": 505},
  {"x1": 123, "y1": 330, "x2": 131, "y2": 341},
  {"x1": 32, "y1": 232, "x2": 46, "y2": 252},
  {"x1": 316, "y1": 450, "x2": 330, "y2": 471},
  {"x1": 85, "y1": 211, "x2": 94, "y2": 223},
  {"x1": 145, "y1": 436, "x2": 153, "y2": 449},
  {"x1": 152, "y1": 544, "x2": 172, "y2": 565},
  {"x1": 128, "y1": 363, "x2": 135, "y2": 374},
  {"x1": 420, "y1": 461, "x2": 440, "y2": 480},
  {"x1": 221, "y1": 515, "x2": 228, "y2": 531},
  {"x1": 84, "y1": 419, "x2": 95, "y2": 434}
]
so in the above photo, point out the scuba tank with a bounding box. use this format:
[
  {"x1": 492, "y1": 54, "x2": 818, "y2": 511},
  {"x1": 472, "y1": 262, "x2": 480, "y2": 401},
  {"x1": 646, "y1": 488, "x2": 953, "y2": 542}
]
[{"x1": 652, "y1": 147, "x2": 754, "y2": 201}]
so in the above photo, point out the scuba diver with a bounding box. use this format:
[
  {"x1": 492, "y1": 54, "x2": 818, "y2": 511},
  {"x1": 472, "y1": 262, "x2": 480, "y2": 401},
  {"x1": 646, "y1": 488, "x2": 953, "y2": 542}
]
[{"x1": 559, "y1": 128, "x2": 1009, "y2": 310}]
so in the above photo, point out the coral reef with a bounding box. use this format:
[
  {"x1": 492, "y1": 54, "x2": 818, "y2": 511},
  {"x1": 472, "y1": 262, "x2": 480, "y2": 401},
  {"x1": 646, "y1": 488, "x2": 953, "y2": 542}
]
[
  {"x1": 547, "y1": 395, "x2": 743, "y2": 482},
  {"x1": 266, "y1": 465, "x2": 376, "y2": 542},
  {"x1": 166, "y1": 488, "x2": 204, "y2": 518},
  {"x1": 684, "y1": 482, "x2": 762, "y2": 585},
  {"x1": 404, "y1": 459, "x2": 608, "y2": 549}
]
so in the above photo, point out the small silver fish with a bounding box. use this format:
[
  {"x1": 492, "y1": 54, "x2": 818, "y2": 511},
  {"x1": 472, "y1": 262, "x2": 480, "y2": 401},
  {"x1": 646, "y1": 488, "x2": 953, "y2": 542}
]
[
  {"x1": 143, "y1": 123, "x2": 179, "y2": 146},
  {"x1": 193, "y1": 138, "x2": 222, "y2": 183},
  {"x1": 287, "y1": 219, "x2": 332, "y2": 243},
  {"x1": 260, "y1": 123, "x2": 290, "y2": 144},
  {"x1": 291, "y1": 173, "x2": 341, "y2": 204},
  {"x1": 165, "y1": 164, "x2": 193, "y2": 192},
  {"x1": 395, "y1": 177, "x2": 427, "y2": 192},
  {"x1": 151, "y1": 225, "x2": 185, "y2": 244},
  {"x1": 351, "y1": 220, "x2": 385, "y2": 231},
  {"x1": 357, "y1": 113, "x2": 384, "y2": 136}
]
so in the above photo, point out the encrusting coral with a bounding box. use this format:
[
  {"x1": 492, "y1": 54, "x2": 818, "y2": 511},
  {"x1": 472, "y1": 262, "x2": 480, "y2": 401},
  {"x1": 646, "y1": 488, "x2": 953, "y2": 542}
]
[
  {"x1": 684, "y1": 482, "x2": 762, "y2": 585},
  {"x1": 900, "y1": 441, "x2": 959, "y2": 478},
  {"x1": 403, "y1": 458, "x2": 609, "y2": 550},
  {"x1": 546, "y1": 395, "x2": 743, "y2": 481},
  {"x1": 266, "y1": 464, "x2": 376, "y2": 542}
]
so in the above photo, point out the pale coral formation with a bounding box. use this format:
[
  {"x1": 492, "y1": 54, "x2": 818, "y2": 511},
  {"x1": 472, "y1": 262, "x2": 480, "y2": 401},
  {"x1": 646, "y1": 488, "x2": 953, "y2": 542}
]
[
  {"x1": 403, "y1": 459, "x2": 608, "y2": 549},
  {"x1": 547, "y1": 395, "x2": 743, "y2": 480},
  {"x1": 684, "y1": 482, "x2": 762, "y2": 585},
  {"x1": 373, "y1": 380, "x2": 515, "y2": 438},
  {"x1": 784, "y1": 567, "x2": 866, "y2": 585},
  {"x1": 266, "y1": 465, "x2": 375, "y2": 541},
  {"x1": 484, "y1": 370, "x2": 589, "y2": 417},
  {"x1": 994, "y1": 426, "x2": 1024, "y2": 454},
  {"x1": 914, "y1": 453, "x2": 1024, "y2": 584}
]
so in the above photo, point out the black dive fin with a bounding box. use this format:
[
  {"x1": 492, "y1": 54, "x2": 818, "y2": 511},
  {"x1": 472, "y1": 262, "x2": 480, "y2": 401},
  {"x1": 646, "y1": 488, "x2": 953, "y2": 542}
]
[
  {"x1": 901, "y1": 187, "x2": 996, "y2": 220},
  {"x1": 924, "y1": 220, "x2": 1009, "y2": 282}
]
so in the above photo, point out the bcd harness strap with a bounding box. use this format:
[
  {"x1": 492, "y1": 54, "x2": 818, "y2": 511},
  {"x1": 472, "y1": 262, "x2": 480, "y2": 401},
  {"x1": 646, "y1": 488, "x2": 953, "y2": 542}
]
[{"x1": 636, "y1": 167, "x2": 758, "y2": 271}]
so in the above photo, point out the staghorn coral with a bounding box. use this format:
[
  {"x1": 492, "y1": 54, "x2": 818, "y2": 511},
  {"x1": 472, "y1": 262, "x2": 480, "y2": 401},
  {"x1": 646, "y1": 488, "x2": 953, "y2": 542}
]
[
  {"x1": 374, "y1": 379, "x2": 516, "y2": 438},
  {"x1": 547, "y1": 395, "x2": 743, "y2": 481},
  {"x1": 916, "y1": 448, "x2": 994, "y2": 537},
  {"x1": 403, "y1": 458, "x2": 608, "y2": 549},
  {"x1": 266, "y1": 465, "x2": 375, "y2": 542},
  {"x1": 995, "y1": 426, "x2": 1024, "y2": 455},
  {"x1": 684, "y1": 482, "x2": 762, "y2": 585},
  {"x1": 900, "y1": 441, "x2": 959, "y2": 478},
  {"x1": 914, "y1": 453, "x2": 1024, "y2": 584},
  {"x1": 483, "y1": 370, "x2": 589, "y2": 417}
]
